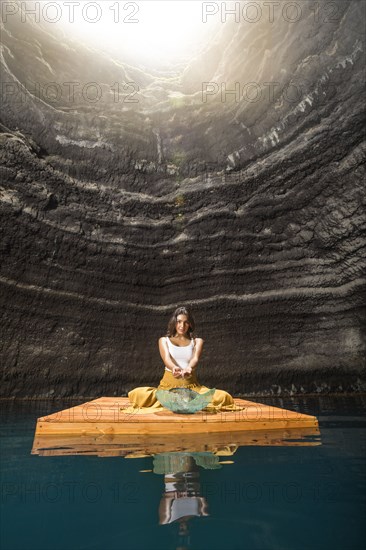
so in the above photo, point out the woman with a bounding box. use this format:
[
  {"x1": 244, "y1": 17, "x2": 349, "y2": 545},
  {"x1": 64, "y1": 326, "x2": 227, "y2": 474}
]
[{"x1": 127, "y1": 306, "x2": 241, "y2": 413}]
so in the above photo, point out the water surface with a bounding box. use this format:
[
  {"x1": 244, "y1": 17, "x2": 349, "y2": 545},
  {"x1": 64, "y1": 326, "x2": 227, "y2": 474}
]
[{"x1": 1, "y1": 395, "x2": 365, "y2": 550}]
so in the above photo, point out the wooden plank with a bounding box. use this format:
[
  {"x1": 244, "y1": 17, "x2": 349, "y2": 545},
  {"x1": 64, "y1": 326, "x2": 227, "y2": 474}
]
[
  {"x1": 34, "y1": 397, "x2": 319, "y2": 436},
  {"x1": 38, "y1": 398, "x2": 316, "y2": 422},
  {"x1": 35, "y1": 418, "x2": 318, "y2": 435}
]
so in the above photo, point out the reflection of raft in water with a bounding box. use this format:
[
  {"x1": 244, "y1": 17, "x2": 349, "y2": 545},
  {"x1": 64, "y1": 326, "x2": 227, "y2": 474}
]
[
  {"x1": 32, "y1": 427, "x2": 321, "y2": 458},
  {"x1": 33, "y1": 396, "x2": 319, "y2": 437}
]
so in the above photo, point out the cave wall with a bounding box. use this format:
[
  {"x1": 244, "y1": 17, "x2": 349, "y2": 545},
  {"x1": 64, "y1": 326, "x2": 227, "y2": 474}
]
[{"x1": 0, "y1": 0, "x2": 365, "y2": 397}]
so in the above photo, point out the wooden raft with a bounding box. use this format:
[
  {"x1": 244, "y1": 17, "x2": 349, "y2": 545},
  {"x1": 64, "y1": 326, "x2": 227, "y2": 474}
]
[{"x1": 34, "y1": 397, "x2": 319, "y2": 436}]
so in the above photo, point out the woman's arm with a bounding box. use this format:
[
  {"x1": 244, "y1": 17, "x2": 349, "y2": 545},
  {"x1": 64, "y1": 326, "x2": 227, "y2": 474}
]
[
  {"x1": 158, "y1": 337, "x2": 182, "y2": 378},
  {"x1": 187, "y1": 338, "x2": 204, "y2": 370}
]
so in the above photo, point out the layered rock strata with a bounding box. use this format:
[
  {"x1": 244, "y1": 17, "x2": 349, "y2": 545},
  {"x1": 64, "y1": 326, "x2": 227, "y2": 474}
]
[{"x1": 0, "y1": 0, "x2": 365, "y2": 397}]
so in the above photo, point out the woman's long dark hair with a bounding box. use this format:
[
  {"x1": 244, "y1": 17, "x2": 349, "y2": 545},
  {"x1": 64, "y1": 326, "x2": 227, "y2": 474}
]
[{"x1": 166, "y1": 306, "x2": 195, "y2": 338}]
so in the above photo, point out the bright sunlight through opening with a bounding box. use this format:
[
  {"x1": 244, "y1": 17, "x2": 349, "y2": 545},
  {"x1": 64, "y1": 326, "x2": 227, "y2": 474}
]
[{"x1": 22, "y1": 1, "x2": 219, "y2": 68}]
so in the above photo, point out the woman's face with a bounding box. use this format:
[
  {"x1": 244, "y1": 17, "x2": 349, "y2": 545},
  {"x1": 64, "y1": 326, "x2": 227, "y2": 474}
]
[{"x1": 175, "y1": 314, "x2": 190, "y2": 336}]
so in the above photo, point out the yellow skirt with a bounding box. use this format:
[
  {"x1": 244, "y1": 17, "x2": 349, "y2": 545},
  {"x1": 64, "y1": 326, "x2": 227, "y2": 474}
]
[{"x1": 126, "y1": 370, "x2": 243, "y2": 414}]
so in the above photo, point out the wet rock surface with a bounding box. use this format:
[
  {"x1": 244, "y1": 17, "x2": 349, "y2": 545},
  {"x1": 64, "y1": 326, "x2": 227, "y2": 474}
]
[{"x1": 0, "y1": 1, "x2": 365, "y2": 397}]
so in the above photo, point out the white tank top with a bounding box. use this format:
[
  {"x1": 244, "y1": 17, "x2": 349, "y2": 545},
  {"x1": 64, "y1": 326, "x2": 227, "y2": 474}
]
[{"x1": 165, "y1": 337, "x2": 194, "y2": 372}]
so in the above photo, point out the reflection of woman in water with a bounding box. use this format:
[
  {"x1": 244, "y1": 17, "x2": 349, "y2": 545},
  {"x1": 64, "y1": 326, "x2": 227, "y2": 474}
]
[
  {"x1": 157, "y1": 454, "x2": 209, "y2": 550},
  {"x1": 128, "y1": 306, "x2": 240, "y2": 412}
]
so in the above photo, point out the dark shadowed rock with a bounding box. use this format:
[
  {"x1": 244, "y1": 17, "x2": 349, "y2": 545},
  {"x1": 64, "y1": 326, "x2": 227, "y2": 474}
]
[{"x1": 0, "y1": 0, "x2": 365, "y2": 398}]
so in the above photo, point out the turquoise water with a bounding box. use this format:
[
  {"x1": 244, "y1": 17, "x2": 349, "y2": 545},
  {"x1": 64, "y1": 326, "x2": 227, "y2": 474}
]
[{"x1": 1, "y1": 396, "x2": 365, "y2": 550}]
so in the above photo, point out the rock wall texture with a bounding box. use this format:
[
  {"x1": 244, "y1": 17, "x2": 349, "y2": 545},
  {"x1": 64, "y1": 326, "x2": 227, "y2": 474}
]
[{"x1": 0, "y1": 0, "x2": 365, "y2": 397}]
